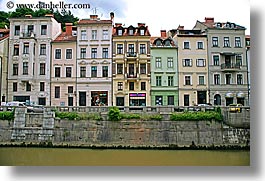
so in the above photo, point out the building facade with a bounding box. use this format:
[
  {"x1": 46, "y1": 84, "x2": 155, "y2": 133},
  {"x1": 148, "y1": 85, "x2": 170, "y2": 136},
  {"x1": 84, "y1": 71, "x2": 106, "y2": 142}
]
[
  {"x1": 8, "y1": 14, "x2": 61, "y2": 105},
  {"x1": 194, "y1": 17, "x2": 249, "y2": 106},
  {"x1": 112, "y1": 23, "x2": 151, "y2": 106},
  {"x1": 0, "y1": 29, "x2": 9, "y2": 104},
  {"x1": 150, "y1": 30, "x2": 178, "y2": 106},
  {"x1": 171, "y1": 27, "x2": 208, "y2": 106},
  {"x1": 50, "y1": 23, "x2": 77, "y2": 106},
  {"x1": 76, "y1": 15, "x2": 112, "y2": 106}
]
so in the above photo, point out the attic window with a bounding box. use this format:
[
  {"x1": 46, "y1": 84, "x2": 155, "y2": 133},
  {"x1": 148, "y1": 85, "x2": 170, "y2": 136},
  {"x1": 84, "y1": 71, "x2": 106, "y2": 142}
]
[
  {"x1": 118, "y1": 29, "x2": 123, "y2": 36},
  {"x1": 140, "y1": 29, "x2": 145, "y2": 35},
  {"x1": 156, "y1": 40, "x2": 162, "y2": 46},
  {"x1": 164, "y1": 40, "x2": 171, "y2": 46},
  {"x1": 216, "y1": 23, "x2": 222, "y2": 28},
  {"x1": 129, "y1": 28, "x2": 134, "y2": 35}
]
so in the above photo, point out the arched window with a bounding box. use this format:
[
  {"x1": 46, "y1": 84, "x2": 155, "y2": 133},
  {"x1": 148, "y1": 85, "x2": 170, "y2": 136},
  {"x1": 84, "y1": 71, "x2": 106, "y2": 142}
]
[{"x1": 214, "y1": 94, "x2": 221, "y2": 105}]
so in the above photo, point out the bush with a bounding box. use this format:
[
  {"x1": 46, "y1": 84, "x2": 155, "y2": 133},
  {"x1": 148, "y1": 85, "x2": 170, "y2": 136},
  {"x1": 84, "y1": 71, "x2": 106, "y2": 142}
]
[
  {"x1": 0, "y1": 111, "x2": 14, "y2": 121},
  {"x1": 108, "y1": 107, "x2": 121, "y2": 121},
  {"x1": 149, "y1": 114, "x2": 162, "y2": 121},
  {"x1": 170, "y1": 111, "x2": 223, "y2": 122}
]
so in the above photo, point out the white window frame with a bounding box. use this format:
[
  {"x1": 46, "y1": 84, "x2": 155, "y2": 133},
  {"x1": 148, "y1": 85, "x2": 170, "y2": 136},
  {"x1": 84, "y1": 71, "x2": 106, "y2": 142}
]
[
  {"x1": 213, "y1": 73, "x2": 221, "y2": 85},
  {"x1": 81, "y1": 30, "x2": 87, "y2": 40},
  {"x1": 236, "y1": 73, "x2": 244, "y2": 85},
  {"x1": 198, "y1": 75, "x2": 205, "y2": 85},
  {"x1": 167, "y1": 57, "x2": 173, "y2": 68},
  {"x1": 65, "y1": 48, "x2": 73, "y2": 59},
  {"x1": 197, "y1": 41, "x2": 204, "y2": 49},
  {"x1": 196, "y1": 59, "x2": 206, "y2": 67},
  {"x1": 213, "y1": 54, "x2": 220, "y2": 66},
  {"x1": 225, "y1": 73, "x2": 232, "y2": 85},
  {"x1": 183, "y1": 59, "x2": 192, "y2": 67},
  {"x1": 155, "y1": 57, "x2": 162, "y2": 68},
  {"x1": 184, "y1": 75, "x2": 192, "y2": 85},
  {"x1": 183, "y1": 41, "x2": 190, "y2": 49},
  {"x1": 103, "y1": 30, "x2": 109, "y2": 40},
  {"x1": 92, "y1": 30, "x2": 97, "y2": 40}
]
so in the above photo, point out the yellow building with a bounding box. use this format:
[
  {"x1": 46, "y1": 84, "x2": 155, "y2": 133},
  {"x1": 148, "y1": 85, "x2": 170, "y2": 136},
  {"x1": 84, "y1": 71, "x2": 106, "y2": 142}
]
[
  {"x1": 112, "y1": 23, "x2": 151, "y2": 106},
  {"x1": 51, "y1": 23, "x2": 77, "y2": 106},
  {"x1": 171, "y1": 27, "x2": 208, "y2": 106}
]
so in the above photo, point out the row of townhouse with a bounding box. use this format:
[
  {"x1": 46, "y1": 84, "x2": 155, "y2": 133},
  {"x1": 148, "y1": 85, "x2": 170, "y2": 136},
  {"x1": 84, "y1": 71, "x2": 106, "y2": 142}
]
[{"x1": 0, "y1": 14, "x2": 250, "y2": 107}]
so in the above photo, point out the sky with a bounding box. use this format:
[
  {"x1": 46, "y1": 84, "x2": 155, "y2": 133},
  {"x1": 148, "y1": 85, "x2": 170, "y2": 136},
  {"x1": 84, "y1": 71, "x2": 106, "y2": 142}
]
[{"x1": 0, "y1": 0, "x2": 250, "y2": 35}]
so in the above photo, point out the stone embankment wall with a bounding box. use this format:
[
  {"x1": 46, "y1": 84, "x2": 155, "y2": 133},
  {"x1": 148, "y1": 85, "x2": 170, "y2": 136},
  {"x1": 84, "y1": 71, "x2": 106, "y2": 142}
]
[{"x1": 0, "y1": 108, "x2": 250, "y2": 148}]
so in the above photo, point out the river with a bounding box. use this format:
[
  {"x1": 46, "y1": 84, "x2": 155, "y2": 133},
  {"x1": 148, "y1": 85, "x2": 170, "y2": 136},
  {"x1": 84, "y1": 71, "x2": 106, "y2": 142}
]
[{"x1": 0, "y1": 147, "x2": 249, "y2": 166}]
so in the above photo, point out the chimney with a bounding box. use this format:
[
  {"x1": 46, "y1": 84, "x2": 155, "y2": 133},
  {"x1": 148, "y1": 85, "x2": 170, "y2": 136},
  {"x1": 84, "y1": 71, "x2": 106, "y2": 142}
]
[
  {"x1": 205, "y1": 17, "x2": 214, "y2": 23},
  {"x1": 110, "y1": 12, "x2": 114, "y2": 21},
  {"x1": 65, "y1": 23, "x2": 73, "y2": 36},
  {"x1": 138, "y1": 23, "x2": 145, "y2": 27},
  {"x1": 177, "y1": 25, "x2": 184, "y2": 30},
  {"x1": 25, "y1": 14, "x2": 32, "y2": 18},
  {"x1": 45, "y1": 14, "x2": 54, "y2": 18},
  {"x1": 90, "y1": 15, "x2": 98, "y2": 20},
  {"x1": 115, "y1": 23, "x2": 122, "y2": 27},
  {"x1": 160, "y1": 30, "x2": 167, "y2": 38}
]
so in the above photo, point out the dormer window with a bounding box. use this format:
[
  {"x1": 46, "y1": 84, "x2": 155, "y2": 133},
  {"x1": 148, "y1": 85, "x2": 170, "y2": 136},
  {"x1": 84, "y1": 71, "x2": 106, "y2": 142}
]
[
  {"x1": 129, "y1": 28, "x2": 134, "y2": 35},
  {"x1": 155, "y1": 40, "x2": 162, "y2": 46},
  {"x1": 164, "y1": 40, "x2": 171, "y2": 46},
  {"x1": 140, "y1": 29, "x2": 145, "y2": 35},
  {"x1": 216, "y1": 23, "x2": 222, "y2": 28},
  {"x1": 117, "y1": 29, "x2": 123, "y2": 36}
]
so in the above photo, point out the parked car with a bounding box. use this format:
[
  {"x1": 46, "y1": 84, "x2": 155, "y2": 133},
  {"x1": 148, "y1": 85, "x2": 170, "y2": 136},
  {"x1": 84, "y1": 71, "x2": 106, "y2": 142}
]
[
  {"x1": 228, "y1": 104, "x2": 243, "y2": 113},
  {"x1": 27, "y1": 105, "x2": 44, "y2": 113}
]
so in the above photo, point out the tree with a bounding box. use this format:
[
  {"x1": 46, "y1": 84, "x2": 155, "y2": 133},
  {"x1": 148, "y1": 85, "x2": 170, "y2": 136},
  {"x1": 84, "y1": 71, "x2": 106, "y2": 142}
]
[{"x1": 0, "y1": 11, "x2": 10, "y2": 28}]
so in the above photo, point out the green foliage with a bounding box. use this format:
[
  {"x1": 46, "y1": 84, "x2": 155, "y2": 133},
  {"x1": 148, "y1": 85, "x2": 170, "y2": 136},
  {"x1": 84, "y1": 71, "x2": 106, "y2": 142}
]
[
  {"x1": 0, "y1": 111, "x2": 14, "y2": 121},
  {"x1": 55, "y1": 111, "x2": 102, "y2": 121},
  {"x1": 108, "y1": 107, "x2": 121, "y2": 121},
  {"x1": 0, "y1": 11, "x2": 10, "y2": 28},
  {"x1": 55, "y1": 111, "x2": 78, "y2": 120},
  {"x1": 170, "y1": 111, "x2": 223, "y2": 122},
  {"x1": 149, "y1": 114, "x2": 162, "y2": 121}
]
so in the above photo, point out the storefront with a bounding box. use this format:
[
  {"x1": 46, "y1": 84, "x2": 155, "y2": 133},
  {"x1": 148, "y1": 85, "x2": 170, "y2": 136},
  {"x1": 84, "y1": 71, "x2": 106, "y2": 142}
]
[
  {"x1": 129, "y1": 93, "x2": 146, "y2": 106},
  {"x1": 91, "y1": 91, "x2": 108, "y2": 106},
  {"x1": 225, "y1": 92, "x2": 234, "y2": 106},
  {"x1": 237, "y1": 92, "x2": 245, "y2": 105}
]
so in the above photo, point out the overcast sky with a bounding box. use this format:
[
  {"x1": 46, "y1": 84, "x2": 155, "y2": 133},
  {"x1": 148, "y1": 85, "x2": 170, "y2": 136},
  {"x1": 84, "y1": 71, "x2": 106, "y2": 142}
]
[{"x1": 0, "y1": 0, "x2": 250, "y2": 35}]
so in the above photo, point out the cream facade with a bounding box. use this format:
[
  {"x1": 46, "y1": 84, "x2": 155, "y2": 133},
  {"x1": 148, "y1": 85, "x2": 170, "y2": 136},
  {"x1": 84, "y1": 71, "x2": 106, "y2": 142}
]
[
  {"x1": 112, "y1": 23, "x2": 151, "y2": 106},
  {"x1": 8, "y1": 15, "x2": 61, "y2": 105},
  {"x1": 172, "y1": 29, "x2": 208, "y2": 106},
  {"x1": 50, "y1": 23, "x2": 77, "y2": 106},
  {"x1": 76, "y1": 15, "x2": 112, "y2": 106}
]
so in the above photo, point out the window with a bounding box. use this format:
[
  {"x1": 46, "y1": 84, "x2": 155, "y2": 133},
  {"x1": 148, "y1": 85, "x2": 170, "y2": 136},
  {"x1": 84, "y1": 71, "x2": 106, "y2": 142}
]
[
  {"x1": 156, "y1": 76, "x2": 162, "y2": 86},
  {"x1": 225, "y1": 74, "x2": 232, "y2": 84},
  {"x1": 68, "y1": 86, "x2": 73, "y2": 93},
  {"x1": 236, "y1": 55, "x2": 242, "y2": 66},
  {"x1": 129, "y1": 28, "x2": 134, "y2": 35},
  {"x1": 55, "y1": 49, "x2": 61, "y2": 59},
  {"x1": 198, "y1": 76, "x2": 205, "y2": 85},
  {"x1": 23, "y1": 43, "x2": 29, "y2": 54},
  {"x1": 40, "y1": 63, "x2": 45, "y2": 75},
  {"x1": 23, "y1": 62, "x2": 28, "y2": 75},
  {"x1": 102, "y1": 48, "x2": 108, "y2": 58},
  {"x1": 185, "y1": 76, "x2": 191, "y2": 85},
  {"x1": 140, "y1": 64, "x2": 146, "y2": 74},
  {"x1": 235, "y1": 37, "x2": 241, "y2": 47},
  {"x1": 129, "y1": 82, "x2": 134, "y2": 90},
  {"x1": 91, "y1": 66, "x2": 97, "y2": 77},
  {"x1": 66, "y1": 67, "x2": 72, "y2": 77},
  {"x1": 213, "y1": 55, "x2": 219, "y2": 66},
  {"x1": 55, "y1": 86, "x2": 60, "y2": 98},
  {"x1": 196, "y1": 59, "x2": 206, "y2": 67},
  {"x1": 103, "y1": 30, "x2": 109, "y2": 40},
  {"x1": 118, "y1": 82, "x2": 123, "y2": 91},
  {"x1": 214, "y1": 74, "x2": 220, "y2": 85},
  {"x1": 14, "y1": 25, "x2": 20, "y2": 36},
  {"x1": 28, "y1": 25, "x2": 34, "y2": 34},
  {"x1": 212, "y1": 37, "x2": 218, "y2": 47},
  {"x1": 41, "y1": 25, "x2": 47, "y2": 35},
  {"x1": 26, "y1": 82, "x2": 31, "y2": 91},
  {"x1": 128, "y1": 64, "x2": 134, "y2": 75},
  {"x1": 80, "y1": 48, "x2": 86, "y2": 59},
  {"x1": 92, "y1": 30, "x2": 97, "y2": 40},
  {"x1": 40, "y1": 82, "x2": 45, "y2": 91},
  {"x1": 128, "y1": 44, "x2": 134, "y2": 53},
  {"x1": 168, "y1": 76, "x2": 173, "y2": 86},
  {"x1": 184, "y1": 41, "x2": 190, "y2": 49},
  {"x1": 164, "y1": 40, "x2": 171, "y2": 46},
  {"x1": 80, "y1": 67, "x2": 86, "y2": 77},
  {"x1": 168, "y1": 96, "x2": 174, "y2": 105},
  {"x1": 156, "y1": 40, "x2": 162, "y2": 46},
  {"x1": 117, "y1": 44, "x2": 123, "y2": 54},
  {"x1": 13, "y1": 82, "x2": 17, "y2": 92},
  {"x1": 237, "y1": 74, "x2": 243, "y2": 85},
  {"x1": 40, "y1": 44, "x2": 46, "y2": 55},
  {"x1": 140, "y1": 29, "x2": 145, "y2": 35},
  {"x1": 224, "y1": 37, "x2": 230, "y2": 47},
  {"x1": 81, "y1": 30, "x2": 86, "y2": 40},
  {"x1": 183, "y1": 59, "x2": 192, "y2": 67},
  {"x1": 155, "y1": 96, "x2": 163, "y2": 105},
  {"x1": 167, "y1": 57, "x2": 173, "y2": 68},
  {"x1": 55, "y1": 67, "x2": 61, "y2": 77},
  {"x1": 91, "y1": 48, "x2": 97, "y2": 58},
  {"x1": 118, "y1": 29, "x2": 123, "y2": 36},
  {"x1": 13, "y1": 64, "x2": 18, "y2": 75},
  {"x1": 197, "y1": 41, "x2": 203, "y2": 49},
  {"x1": 102, "y1": 66, "x2": 108, "y2": 77},
  {"x1": 141, "y1": 82, "x2": 146, "y2": 90},
  {"x1": 155, "y1": 57, "x2": 162, "y2": 68},
  {"x1": 117, "y1": 64, "x2": 123, "y2": 74},
  {"x1": 66, "y1": 49, "x2": 72, "y2": 59},
  {"x1": 140, "y1": 44, "x2": 146, "y2": 54},
  {"x1": 13, "y1": 45, "x2": 19, "y2": 56}
]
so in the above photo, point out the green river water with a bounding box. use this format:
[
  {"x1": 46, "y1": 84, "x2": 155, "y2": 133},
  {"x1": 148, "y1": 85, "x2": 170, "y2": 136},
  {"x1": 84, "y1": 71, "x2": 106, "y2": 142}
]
[{"x1": 0, "y1": 147, "x2": 250, "y2": 166}]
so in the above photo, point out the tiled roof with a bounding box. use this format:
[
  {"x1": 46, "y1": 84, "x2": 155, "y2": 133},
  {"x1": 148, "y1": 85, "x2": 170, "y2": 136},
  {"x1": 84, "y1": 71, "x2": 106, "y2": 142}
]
[
  {"x1": 0, "y1": 29, "x2": 9, "y2": 41},
  {"x1": 201, "y1": 21, "x2": 246, "y2": 30},
  {"x1": 52, "y1": 32, "x2": 77, "y2": 43},
  {"x1": 78, "y1": 19, "x2": 112, "y2": 25},
  {"x1": 112, "y1": 24, "x2": 151, "y2": 36},
  {"x1": 150, "y1": 36, "x2": 176, "y2": 47}
]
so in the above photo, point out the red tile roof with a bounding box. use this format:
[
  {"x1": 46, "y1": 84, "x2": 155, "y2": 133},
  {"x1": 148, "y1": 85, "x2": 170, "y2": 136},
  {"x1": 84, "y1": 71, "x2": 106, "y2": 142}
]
[
  {"x1": 78, "y1": 19, "x2": 112, "y2": 25},
  {"x1": 112, "y1": 24, "x2": 151, "y2": 36},
  {"x1": 52, "y1": 32, "x2": 77, "y2": 43},
  {"x1": 0, "y1": 29, "x2": 9, "y2": 41}
]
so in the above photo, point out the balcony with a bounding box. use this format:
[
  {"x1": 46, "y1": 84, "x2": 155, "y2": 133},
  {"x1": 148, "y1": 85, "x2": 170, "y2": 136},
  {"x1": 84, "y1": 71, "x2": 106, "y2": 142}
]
[
  {"x1": 20, "y1": 31, "x2": 35, "y2": 39},
  {"x1": 126, "y1": 52, "x2": 137, "y2": 58},
  {"x1": 221, "y1": 63, "x2": 240, "y2": 72},
  {"x1": 126, "y1": 73, "x2": 138, "y2": 79}
]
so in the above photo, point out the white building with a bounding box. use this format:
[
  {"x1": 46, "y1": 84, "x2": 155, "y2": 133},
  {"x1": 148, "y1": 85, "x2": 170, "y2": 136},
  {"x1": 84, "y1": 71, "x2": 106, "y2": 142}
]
[
  {"x1": 76, "y1": 14, "x2": 113, "y2": 106},
  {"x1": 8, "y1": 14, "x2": 61, "y2": 105}
]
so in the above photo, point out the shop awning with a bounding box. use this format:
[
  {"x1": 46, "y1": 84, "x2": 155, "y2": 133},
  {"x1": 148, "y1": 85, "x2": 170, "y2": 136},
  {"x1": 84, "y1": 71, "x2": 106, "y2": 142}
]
[
  {"x1": 237, "y1": 92, "x2": 245, "y2": 98},
  {"x1": 225, "y1": 92, "x2": 234, "y2": 98}
]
